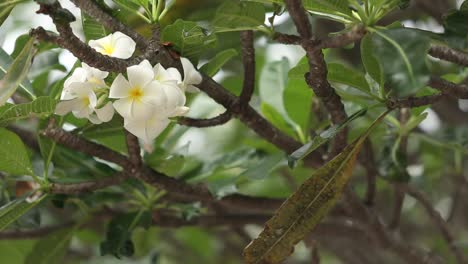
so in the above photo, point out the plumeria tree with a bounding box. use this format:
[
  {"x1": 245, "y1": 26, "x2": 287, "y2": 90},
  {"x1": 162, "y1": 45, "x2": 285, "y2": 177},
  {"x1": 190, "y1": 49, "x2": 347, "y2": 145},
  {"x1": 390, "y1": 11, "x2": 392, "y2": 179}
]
[{"x1": 0, "y1": 0, "x2": 467, "y2": 263}]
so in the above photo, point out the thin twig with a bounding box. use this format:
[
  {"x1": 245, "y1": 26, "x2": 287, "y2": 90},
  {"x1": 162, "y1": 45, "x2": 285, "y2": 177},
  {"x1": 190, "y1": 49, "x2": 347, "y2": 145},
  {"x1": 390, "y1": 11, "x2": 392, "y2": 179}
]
[
  {"x1": 397, "y1": 183, "x2": 467, "y2": 264},
  {"x1": 50, "y1": 172, "x2": 129, "y2": 194},
  {"x1": 178, "y1": 111, "x2": 232, "y2": 127},
  {"x1": 239, "y1": 30, "x2": 256, "y2": 105},
  {"x1": 387, "y1": 93, "x2": 448, "y2": 109}
]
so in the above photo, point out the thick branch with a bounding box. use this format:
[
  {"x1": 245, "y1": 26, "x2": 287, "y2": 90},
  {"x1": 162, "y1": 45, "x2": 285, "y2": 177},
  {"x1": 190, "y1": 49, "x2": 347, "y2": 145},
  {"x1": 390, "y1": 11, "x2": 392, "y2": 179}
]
[
  {"x1": 429, "y1": 76, "x2": 468, "y2": 99},
  {"x1": 429, "y1": 45, "x2": 468, "y2": 67},
  {"x1": 285, "y1": 0, "x2": 348, "y2": 155},
  {"x1": 125, "y1": 131, "x2": 142, "y2": 167}
]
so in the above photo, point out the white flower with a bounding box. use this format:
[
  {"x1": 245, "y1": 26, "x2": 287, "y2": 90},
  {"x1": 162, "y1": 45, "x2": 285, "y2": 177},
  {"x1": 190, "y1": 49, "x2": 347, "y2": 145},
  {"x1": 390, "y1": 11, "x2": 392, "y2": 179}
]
[
  {"x1": 179, "y1": 57, "x2": 202, "y2": 93},
  {"x1": 110, "y1": 60, "x2": 166, "y2": 120},
  {"x1": 153, "y1": 64, "x2": 189, "y2": 117},
  {"x1": 124, "y1": 115, "x2": 171, "y2": 144},
  {"x1": 62, "y1": 63, "x2": 108, "y2": 101},
  {"x1": 89, "y1": 31, "x2": 136, "y2": 59},
  {"x1": 55, "y1": 83, "x2": 98, "y2": 119},
  {"x1": 88, "y1": 102, "x2": 115, "y2": 124}
]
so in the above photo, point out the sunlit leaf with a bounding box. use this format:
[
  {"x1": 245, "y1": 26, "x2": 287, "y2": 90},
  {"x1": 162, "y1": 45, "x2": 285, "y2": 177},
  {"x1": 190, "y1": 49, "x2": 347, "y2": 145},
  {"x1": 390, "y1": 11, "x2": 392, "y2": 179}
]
[
  {"x1": 0, "y1": 96, "x2": 57, "y2": 126},
  {"x1": 0, "y1": 128, "x2": 34, "y2": 175},
  {"x1": 82, "y1": 11, "x2": 108, "y2": 41},
  {"x1": 212, "y1": 1, "x2": 265, "y2": 33},
  {"x1": 161, "y1": 19, "x2": 217, "y2": 62},
  {"x1": 0, "y1": 45, "x2": 35, "y2": 102},
  {"x1": 200, "y1": 49, "x2": 238, "y2": 77}
]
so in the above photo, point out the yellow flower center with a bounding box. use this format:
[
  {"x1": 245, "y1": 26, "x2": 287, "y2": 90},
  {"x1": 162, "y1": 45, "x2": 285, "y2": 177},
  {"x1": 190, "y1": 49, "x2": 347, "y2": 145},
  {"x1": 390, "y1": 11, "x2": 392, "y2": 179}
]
[
  {"x1": 129, "y1": 87, "x2": 143, "y2": 101},
  {"x1": 102, "y1": 44, "x2": 115, "y2": 55},
  {"x1": 82, "y1": 97, "x2": 90, "y2": 106}
]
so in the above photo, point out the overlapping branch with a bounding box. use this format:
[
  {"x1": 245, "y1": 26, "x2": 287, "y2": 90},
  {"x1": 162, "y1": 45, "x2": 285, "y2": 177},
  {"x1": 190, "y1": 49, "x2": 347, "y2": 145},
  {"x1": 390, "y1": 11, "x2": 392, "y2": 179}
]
[{"x1": 284, "y1": 0, "x2": 348, "y2": 155}]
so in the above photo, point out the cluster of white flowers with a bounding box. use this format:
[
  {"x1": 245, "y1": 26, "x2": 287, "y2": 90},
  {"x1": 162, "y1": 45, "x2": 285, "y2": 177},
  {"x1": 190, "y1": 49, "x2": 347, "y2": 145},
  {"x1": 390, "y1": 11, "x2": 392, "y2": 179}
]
[{"x1": 55, "y1": 32, "x2": 202, "y2": 143}]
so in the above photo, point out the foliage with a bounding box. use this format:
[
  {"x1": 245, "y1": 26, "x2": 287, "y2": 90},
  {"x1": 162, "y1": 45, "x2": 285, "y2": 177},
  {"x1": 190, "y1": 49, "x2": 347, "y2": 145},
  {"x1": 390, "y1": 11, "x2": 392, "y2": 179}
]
[{"x1": 0, "y1": 0, "x2": 467, "y2": 263}]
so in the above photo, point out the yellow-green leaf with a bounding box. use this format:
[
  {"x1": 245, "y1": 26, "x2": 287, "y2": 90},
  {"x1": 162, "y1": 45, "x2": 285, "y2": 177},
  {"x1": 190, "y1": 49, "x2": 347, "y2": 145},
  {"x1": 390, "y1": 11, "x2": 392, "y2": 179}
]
[
  {"x1": 243, "y1": 111, "x2": 389, "y2": 264},
  {"x1": 0, "y1": 37, "x2": 36, "y2": 105}
]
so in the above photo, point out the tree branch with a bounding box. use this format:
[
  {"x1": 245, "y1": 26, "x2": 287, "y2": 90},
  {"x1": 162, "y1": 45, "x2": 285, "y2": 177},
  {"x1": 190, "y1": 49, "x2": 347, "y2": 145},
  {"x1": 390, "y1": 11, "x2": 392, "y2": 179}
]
[
  {"x1": 70, "y1": 0, "x2": 148, "y2": 50},
  {"x1": 239, "y1": 30, "x2": 256, "y2": 105},
  {"x1": 177, "y1": 111, "x2": 232, "y2": 127},
  {"x1": 429, "y1": 76, "x2": 468, "y2": 99},
  {"x1": 284, "y1": 0, "x2": 348, "y2": 155},
  {"x1": 429, "y1": 45, "x2": 468, "y2": 67},
  {"x1": 50, "y1": 172, "x2": 129, "y2": 194},
  {"x1": 386, "y1": 93, "x2": 448, "y2": 109},
  {"x1": 397, "y1": 183, "x2": 467, "y2": 264}
]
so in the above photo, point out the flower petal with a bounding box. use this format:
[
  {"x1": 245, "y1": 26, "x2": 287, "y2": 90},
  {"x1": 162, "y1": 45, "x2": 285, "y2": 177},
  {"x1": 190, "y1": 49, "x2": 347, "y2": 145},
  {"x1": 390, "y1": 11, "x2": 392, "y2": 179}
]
[
  {"x1": 109, "y1": 74, "x2": 132, "y2": 98},
  {"x1": 124, "y1": 115, "x2": 170, "y2": 143},
  {"x1": 166, "y1": 67, "x2": 182, "y2": 83},
  {"x1": 82, "y1": 63, "x2": 108, "y2": 80},
  {"x1": 170, "y1": 106, "x2": 190, "y2": 117},
  {"x1": 95, "y1": 102, "x2": 114, "y2": 122},
  {"x1": 55, "y1": 100, "x2": 78, "y2": 115},
  {"x1": 181, "y1": 57, "x2": 202, "y2": 85},
  {"x1": 127, "y1": 60, "x2": 154, "y2": 88},
  {"x1": 88, "y1": 114, "x2": 103, "y2": 124},
  {"x1": 113, "y1": 98, "x2": 154, "y2": 120},
  {"x1": 110, "y1": 32, "x2": 136, "y2": 59}
]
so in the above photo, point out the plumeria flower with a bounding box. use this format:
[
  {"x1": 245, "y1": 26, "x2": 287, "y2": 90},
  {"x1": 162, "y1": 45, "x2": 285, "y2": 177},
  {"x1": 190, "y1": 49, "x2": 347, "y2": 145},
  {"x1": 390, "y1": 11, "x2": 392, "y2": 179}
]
[
  {"x1": 110, "y1": 60, "x2": 166, "y2": 120},
  {"x1": 179, "y1": 57, "x2": 203, "y2": 93},
  {"x1": 153, "y1": 64, "x2": 189, "y2": 117},
  {"x1": 124, "y1": 115, "x2": 171, "y2": 144},
  {"x1": 88, "y1": 102, "x2": 115, "y2": 124},
  {"x1": 89, "y1": 31, "x2": 136, "y2": 59},
  {"x1": 56, "y1": 82, "x2": 98, "y2": 119},
  {"x1": 63, "y1": 63, "x2": 108, "y2": 94}
]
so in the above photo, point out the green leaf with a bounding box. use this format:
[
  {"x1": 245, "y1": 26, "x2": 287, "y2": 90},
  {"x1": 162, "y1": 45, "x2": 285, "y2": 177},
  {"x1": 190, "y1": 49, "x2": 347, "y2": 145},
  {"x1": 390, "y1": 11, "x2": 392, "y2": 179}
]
[
  {"x1": 259, "y1": 58, "x2": 293, "y2": 126},
  {"x1": 0, "y1": 37, "x2": 36, "y2": 104},
  {"x1": 0, "y1": 96, "x2": 57, "y2": 126},
  {"x1": 212, "y1": 1, "x2": 266, "y2": 33},
  {"x1": 261, "y1": 103, "x2": 297, "y2": 140},
  {"x1": 0, "y1": 4, "x2": 14, "y2": 27},
  {"x1": 0, "y1": 46, "x2": 35, "y2": 102},
  {"x1": 200, "y1": 49, "x2": 238, "y2": 77},
  {"x1": 24, "y1": 228, "x2": 74, "y2": 264},
  {"x1": 360, "y1": 34, "x2": 384, "y2": 89},
  {"x1": 243, "y1": 110, "x2": 389, "y2": 264},
  {"x1": 81, "y1": 117, "x2": 128, "y2": 154},
  {"x1": 288, "y1": 108, "x2": 367, "y2": 168},
  {"x1": 100, "y1": 211, "x2": 152, "y2": 258},
  {"x1": 371, "y1": 29, "x2": 430, "y2": 96},
  {"x1": 112, "y1": 0, "x2": 150, "y2": 23},
  {"x1": 327, "y1": 63, "x2": 371, "y2": 95},
  {"x1": 251, "y1": 0, "x2": 353, "y2": 23},
  {"x1": 283, "y1": 78, "x2": 313, "y2": 135},
  {"x1": 0, "y1": 128, "x2": 34, "y2": 175},
  {"x1": 0, "y1": 196, "x2": 45, "y2": 231},
  {"x1": 443, "y1": 1, "x2": 468, "y2": 37},
  {"x1": 241, "y1": 153, "x2": 284, "y2": 180},
  {"x1": 161, "y1": 19, "x2": 217, "y2": 62},
  {"x1": 82, "y1": 11, "x2": 108, "y2": 41}
]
